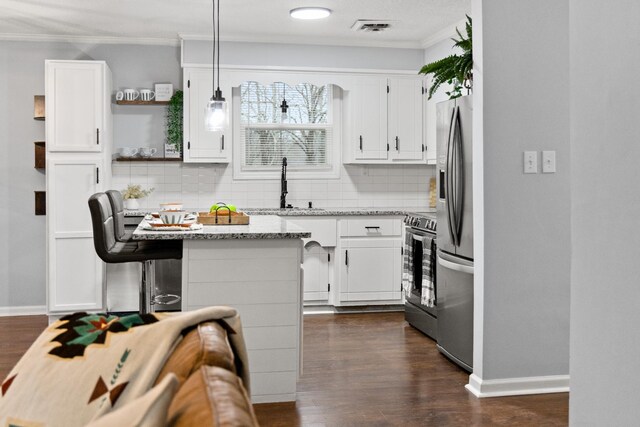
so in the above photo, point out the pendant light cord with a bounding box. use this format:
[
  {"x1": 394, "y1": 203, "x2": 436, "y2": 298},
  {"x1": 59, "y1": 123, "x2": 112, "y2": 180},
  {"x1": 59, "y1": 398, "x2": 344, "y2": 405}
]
[
  {"x1": 217, "y1": 0, "x2": 220, "y2": 92},
  {"x1": 211, "y1": 0, "x2": 216, "y2": 100}
]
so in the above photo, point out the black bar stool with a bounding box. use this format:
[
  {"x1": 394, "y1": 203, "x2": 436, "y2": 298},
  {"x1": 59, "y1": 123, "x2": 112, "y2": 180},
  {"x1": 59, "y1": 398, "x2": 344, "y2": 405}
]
[
  {"x1": 89, "y1": 192, "x2": 182, "y2": 314},
  {"x1": 106, "y1": 189, "x2": 133, "y2": 242},
  {"x1": 106, "y1": 190, "x2": 183, "y2": 312}
]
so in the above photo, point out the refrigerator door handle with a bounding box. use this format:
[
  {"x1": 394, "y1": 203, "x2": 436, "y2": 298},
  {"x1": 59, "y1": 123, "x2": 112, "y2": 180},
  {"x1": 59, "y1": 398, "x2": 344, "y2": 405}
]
[
  {"x1": 445, "y1": 107, "x2": 457, "y2": 245},
  {"x1": 451, "y1": 106, "x2": 464, "y2": 246},
  {"x1": 438, "y1": 254, "x2": 474, "y2": 275}
]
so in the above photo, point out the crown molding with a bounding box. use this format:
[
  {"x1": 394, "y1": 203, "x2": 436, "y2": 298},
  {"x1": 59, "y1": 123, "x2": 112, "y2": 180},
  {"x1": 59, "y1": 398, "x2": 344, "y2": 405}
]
[
  {"x1": 179, "y1": 33, "x2": 424, "y2": 50},
  {"x1": 420, "y1": 18, "x2": 467, "y2": 49},
  {"x1": 0, "y1": 33, "x2": 180, "y2": 47}
]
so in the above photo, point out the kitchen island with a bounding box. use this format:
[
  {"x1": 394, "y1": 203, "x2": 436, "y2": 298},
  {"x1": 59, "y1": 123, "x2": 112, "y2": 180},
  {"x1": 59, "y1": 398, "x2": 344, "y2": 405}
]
[{"x1": 132, "y1": 215, "x2": 310, "y2": 403}]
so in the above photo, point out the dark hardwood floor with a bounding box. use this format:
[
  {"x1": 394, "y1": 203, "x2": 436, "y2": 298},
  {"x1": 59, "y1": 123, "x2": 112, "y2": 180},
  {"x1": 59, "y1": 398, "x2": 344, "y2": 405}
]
[
  {"x1": 254, "y1": 312, "x2": 568, "y2": 427},
  {"x1": 0, "y1": 312, "x2": 568, "y2": 426},
  {"x1": 0, "y1": 315, "x2": 48, "y2": 381}
]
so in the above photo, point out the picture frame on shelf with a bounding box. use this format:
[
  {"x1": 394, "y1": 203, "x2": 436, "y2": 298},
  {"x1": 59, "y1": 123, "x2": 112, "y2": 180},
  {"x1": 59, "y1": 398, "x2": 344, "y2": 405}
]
[
  {"x1": 164, "y1": 144, "x2": 181, "y2": 158},
  {"x1": 155, "y1": 83, "x2": 173, "y2": 102}
]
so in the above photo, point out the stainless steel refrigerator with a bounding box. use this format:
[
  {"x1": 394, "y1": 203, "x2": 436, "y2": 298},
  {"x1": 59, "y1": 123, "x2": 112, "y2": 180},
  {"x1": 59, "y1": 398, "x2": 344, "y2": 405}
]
[{"x1": 435, "y1": 95, "x2": 474, "y2": 372}]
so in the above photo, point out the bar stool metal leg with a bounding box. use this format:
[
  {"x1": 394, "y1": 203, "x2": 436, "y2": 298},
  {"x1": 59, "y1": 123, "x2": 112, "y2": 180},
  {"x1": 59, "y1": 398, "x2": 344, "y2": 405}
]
[{"x1": 140, "y1": 260, "x2": 155, "y2": 314}]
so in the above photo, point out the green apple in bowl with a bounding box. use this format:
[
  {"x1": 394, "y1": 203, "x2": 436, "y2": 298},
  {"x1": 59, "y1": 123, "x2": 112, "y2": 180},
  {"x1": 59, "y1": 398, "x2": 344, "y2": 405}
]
[{"x1": 210, "y1": 203, "x2": 237, "y2": 213}]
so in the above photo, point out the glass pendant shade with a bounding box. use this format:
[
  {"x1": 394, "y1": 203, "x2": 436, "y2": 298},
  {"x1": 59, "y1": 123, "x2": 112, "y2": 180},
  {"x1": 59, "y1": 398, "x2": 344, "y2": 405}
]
[{"x1": 205, "y1": 98, "x2": 228, "y2": 131}]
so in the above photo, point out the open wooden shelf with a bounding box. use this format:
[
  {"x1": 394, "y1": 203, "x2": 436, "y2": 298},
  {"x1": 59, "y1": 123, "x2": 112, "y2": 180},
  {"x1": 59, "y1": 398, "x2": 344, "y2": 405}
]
[
  {"x1": 34, "y1": 141, "x2": 45, "y2": 169},
  {"x1": 34, "y1": 95, "x2": 45, "y2": 120},
  {"x1": 114, "y1": 157, "x2": 182, "y2": 162},
  {"x1": 115, "y1": 100, "x2": 169, "y2": 106},
  {"x1": 35, "y1": 191, "x2": 46, "y2": 215}
]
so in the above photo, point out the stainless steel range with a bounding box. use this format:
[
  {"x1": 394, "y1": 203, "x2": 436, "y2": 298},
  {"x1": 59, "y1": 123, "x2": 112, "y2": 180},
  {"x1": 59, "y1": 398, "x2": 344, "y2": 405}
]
[{"x1": 403, "y1": 212, "x2": 438, "y2": 340}]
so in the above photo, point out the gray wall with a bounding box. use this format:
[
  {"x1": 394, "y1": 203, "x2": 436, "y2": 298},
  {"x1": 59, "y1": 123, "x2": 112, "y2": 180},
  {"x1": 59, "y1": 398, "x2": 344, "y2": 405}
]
[
  {"x1": 474, "y1": 0, "x2": 571, "y2": 379},
  {"x1": 184, "y1": 40, "x2": 425, "y2": 71},
  {"x1": 569, "y1": 1, "x2": 640, "y2": 424},
  {"x1": 0, "y1": 41, "x2": 181, "y2": 309}
]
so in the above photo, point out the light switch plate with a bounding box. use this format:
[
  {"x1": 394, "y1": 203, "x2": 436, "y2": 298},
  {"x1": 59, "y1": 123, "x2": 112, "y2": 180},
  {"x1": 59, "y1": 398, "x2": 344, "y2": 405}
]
[
  {"x1": 524, "y1": 151, "x2": 538, "y2": 174},
  {"x1": 542, "y1": 151, "x2": 556, "y2": 173}
]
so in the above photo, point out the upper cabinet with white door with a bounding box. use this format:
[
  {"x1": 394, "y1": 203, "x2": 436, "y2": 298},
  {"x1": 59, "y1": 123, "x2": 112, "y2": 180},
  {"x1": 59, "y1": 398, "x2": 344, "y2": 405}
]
[
  {"x1": 347, "y1": 76, "x2": 388, "y2": 161},
  {"x1": 343, "y1": 75, "x2": 428, "y2": 164},
  {"x1": 45, "y1": 61, "x2": 107, "y2": 152},
  {"x1": 388, "y1": 78, "x2": 424, "y2": 161},
  {"x1": 183, "y1": 68, "x2": 232, "y2": 163}
]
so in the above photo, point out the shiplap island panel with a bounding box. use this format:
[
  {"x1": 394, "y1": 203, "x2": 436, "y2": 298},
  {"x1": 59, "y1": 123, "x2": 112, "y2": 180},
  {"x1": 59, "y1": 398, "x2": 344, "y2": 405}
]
[{"x1": 132, "y1": 216, "x2": 309, "y2": 403}]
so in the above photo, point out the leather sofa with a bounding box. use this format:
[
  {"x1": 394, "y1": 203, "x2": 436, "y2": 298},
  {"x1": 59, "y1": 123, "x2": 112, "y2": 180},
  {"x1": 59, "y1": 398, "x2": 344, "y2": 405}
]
[{"x1": 155, "y1": 320, "x2": 260, "y2": 426}]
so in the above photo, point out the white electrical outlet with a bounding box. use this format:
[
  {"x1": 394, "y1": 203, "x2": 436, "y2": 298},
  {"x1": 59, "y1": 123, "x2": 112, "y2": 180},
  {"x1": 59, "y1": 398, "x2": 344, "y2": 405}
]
[
  {"x1": 524, "y1": 151, "x2": 538, "y2": 174},
  {"x1": 542, "y1": 151, "x2": 556, "y2": 173}
]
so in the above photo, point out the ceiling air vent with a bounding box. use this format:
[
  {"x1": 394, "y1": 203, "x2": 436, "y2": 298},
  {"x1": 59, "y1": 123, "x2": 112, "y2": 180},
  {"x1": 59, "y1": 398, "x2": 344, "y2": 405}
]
[{"x1": 351, "y1": 20, "x2": 393, "y2": 33}]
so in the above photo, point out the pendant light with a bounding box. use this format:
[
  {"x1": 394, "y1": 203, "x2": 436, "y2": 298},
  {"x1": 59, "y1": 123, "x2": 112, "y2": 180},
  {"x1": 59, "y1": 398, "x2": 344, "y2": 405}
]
[
  {"x1": 205, "y1": 0, "x2": 228, "y2": 131},
  {"x1": 280, "y1": 82, "x2": 289, "y2": 122}
]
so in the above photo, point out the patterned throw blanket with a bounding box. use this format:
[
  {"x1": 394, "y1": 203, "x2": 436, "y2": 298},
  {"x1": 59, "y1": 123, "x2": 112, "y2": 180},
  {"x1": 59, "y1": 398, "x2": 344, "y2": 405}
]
[{"x1": 0, "y1": 306, "x2": 249, "y2": 427}]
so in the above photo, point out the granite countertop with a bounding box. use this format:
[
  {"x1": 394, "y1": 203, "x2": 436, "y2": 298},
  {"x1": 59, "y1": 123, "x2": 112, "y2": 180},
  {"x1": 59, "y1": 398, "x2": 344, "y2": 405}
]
[
  {"x1": 132, "y1": 215, "x2": 311, "y2": 240},
  {"x1": 125, "y1": 207, "x2": 434, "y2": 217}
]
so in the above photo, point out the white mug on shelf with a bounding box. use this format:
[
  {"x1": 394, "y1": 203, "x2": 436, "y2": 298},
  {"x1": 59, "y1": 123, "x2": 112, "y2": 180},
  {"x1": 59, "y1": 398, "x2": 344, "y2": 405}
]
[
  {"x1": 123, "y1": 89, "x2": 139, "y2": 101},
  {"x1": 115, "y1": 91, "x2": 124, "y2": 101},
  {"x1": 140, "y1": 89, "x2": 155, "y2": 102},
  {"x1": 139, "y1": 147, "x2": 157, "y2": 158},
  {"x1": 120, "y1": 147, "x2": 139, "y2": 158}
]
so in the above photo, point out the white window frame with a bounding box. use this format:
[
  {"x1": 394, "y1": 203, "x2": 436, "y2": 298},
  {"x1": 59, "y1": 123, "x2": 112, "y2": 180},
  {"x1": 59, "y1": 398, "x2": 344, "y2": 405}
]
[{"x1": 233, "y1": 84, "x2": 342, "y2": 180}]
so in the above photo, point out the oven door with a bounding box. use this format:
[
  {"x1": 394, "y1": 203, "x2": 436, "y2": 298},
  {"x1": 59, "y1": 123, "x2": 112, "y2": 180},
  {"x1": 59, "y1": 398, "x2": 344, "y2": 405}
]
[{"x1": 404, "y1": 227, "x2": 437, "y2": 317}]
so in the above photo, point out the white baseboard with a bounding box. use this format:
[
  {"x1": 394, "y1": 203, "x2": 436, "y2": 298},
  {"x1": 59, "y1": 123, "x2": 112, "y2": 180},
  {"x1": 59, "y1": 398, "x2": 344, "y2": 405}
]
[
  {"x1": 0, "y1": 305, "x2": 47, "y2": 317},
  {"x1": 465, "y1": 373, "x2": 570, "y2": 398}
]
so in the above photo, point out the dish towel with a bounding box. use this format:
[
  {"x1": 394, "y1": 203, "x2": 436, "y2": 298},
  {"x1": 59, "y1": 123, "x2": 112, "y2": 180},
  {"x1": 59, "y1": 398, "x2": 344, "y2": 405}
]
[
  {"x1": 421, "y1": 235, "x2": 436, "y2": 307},
  {"x1": 402, "y1": 231, "x2": 414, "y2": 297}
]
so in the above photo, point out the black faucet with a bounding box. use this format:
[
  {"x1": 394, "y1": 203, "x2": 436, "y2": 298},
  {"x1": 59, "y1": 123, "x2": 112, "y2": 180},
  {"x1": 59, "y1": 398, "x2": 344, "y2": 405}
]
[{"x1": 280, "y1": 157, "x2": 288, "y2": 209}]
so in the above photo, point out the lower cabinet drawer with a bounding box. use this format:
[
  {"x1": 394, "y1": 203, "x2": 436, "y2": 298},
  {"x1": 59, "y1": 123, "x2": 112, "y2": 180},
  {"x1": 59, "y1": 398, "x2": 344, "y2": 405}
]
[{"x1": 339, "y1": 218, "x2": 401, "y2": 237}]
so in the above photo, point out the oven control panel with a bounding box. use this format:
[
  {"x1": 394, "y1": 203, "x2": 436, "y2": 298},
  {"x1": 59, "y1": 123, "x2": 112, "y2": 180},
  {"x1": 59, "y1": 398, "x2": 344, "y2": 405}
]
[{"x1": 404, "y1": 213, "x2": 437, "y2": 233}]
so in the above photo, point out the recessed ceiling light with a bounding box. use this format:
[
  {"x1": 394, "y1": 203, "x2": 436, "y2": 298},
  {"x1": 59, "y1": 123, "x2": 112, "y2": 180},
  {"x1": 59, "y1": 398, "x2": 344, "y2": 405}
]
[{"x1": 290, "y1": 7, "x2": 332, "y2": 20}]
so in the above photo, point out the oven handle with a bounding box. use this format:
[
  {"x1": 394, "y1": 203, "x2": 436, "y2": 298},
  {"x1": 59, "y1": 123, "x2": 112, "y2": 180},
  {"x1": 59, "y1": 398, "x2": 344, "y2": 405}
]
[
  {"x1": 437, "y1": 253, "x2": 474, "y2": 275},
  {"x1": 406, "y1": 227, "x2": 435, "y2": 237}
]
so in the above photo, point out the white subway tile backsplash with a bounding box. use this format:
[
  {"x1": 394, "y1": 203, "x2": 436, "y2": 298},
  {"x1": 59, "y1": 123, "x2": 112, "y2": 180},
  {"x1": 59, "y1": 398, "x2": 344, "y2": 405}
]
[{"x1": 111, "y1": 161, "x2": 435, "y2": 210}]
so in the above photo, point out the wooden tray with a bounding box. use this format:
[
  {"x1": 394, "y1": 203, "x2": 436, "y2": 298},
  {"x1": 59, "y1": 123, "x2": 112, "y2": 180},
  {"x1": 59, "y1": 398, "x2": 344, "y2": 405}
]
[
  {"x1": 198, "y1": 211, "x2": 250, "y2": 225},
  {"x1": 150, "y1": 223, "x2": 192, "y2": 228}
]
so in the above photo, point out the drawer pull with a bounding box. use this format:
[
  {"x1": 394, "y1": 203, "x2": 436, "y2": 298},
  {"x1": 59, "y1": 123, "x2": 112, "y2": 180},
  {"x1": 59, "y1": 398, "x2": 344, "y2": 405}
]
[{"x1": 365, "y1": 226, "x2": 381, "y2": 230}]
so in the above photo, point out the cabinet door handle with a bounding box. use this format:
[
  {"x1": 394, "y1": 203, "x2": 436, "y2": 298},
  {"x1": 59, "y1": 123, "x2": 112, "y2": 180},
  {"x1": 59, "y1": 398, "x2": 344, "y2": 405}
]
[
  {"x1": 345, "y1": 250, "x2": 348, "y2": 266},
  {"x1": 96, "y1": 167, "x2": 99, "y2": 184},
  {"x1": 188, "y1": 141, "x2": 191, "y2": 150},
  {"x1": 96, "y1": 128, "x2": 100, "y2": 145},
  {"x1": 359, "y1": 135, "x2": 363, "y2": 151},
  {"x1": 395, "y1": 136, "x2": 399, "y2": 151},
  {"x1": 422, "y1": 144, "x2": 425, "y2": 152},
  {"x1": 221, "y1": 134, "x2": 225, "y2": 150}
]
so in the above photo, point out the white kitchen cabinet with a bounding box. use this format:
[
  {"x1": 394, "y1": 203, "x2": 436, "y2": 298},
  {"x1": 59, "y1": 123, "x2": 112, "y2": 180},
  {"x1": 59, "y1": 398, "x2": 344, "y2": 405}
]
[
  {"x1": 339, "y1": 239, "x2": 402, "y2": 302},
  {"x1": 45, "y1": 61, "x2": 106, "y2": 153},
  {"x1": 285, "y1": 217, "x2": 337, "y2": 304},
  {"x1": 423, "y1": 80, "x2": 437, "y2": 165},
  {"x1": 347, "y1": 76, "x2": 388, "y2": 161},
  {"x1": 47, "y1": 158, "x2": 105, "y2": 312},
  {"x1": 335, "y1": 216, "x2": 403, "y2": 304},
  {"x1": 45, "y1": 60, "x2": 112, "y2": 316},
  {"x1": 302, "y1": 244, "x2": 331, "y2": 303},
  {"x1": 343, "y1": 75, "x2": 427, "y2": 164},
  {"x1": 183, "y1": 68, "x2": 232, "y2": 163},
  {"x1": 388, "y1": 78, "x2": 424, "y2": 161}
]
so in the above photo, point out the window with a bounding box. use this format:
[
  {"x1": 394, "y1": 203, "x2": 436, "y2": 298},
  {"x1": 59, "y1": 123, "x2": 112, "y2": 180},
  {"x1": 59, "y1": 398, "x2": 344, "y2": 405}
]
[{"x1": 234, "y1": 81, "x2": 340, "y2": 179}]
